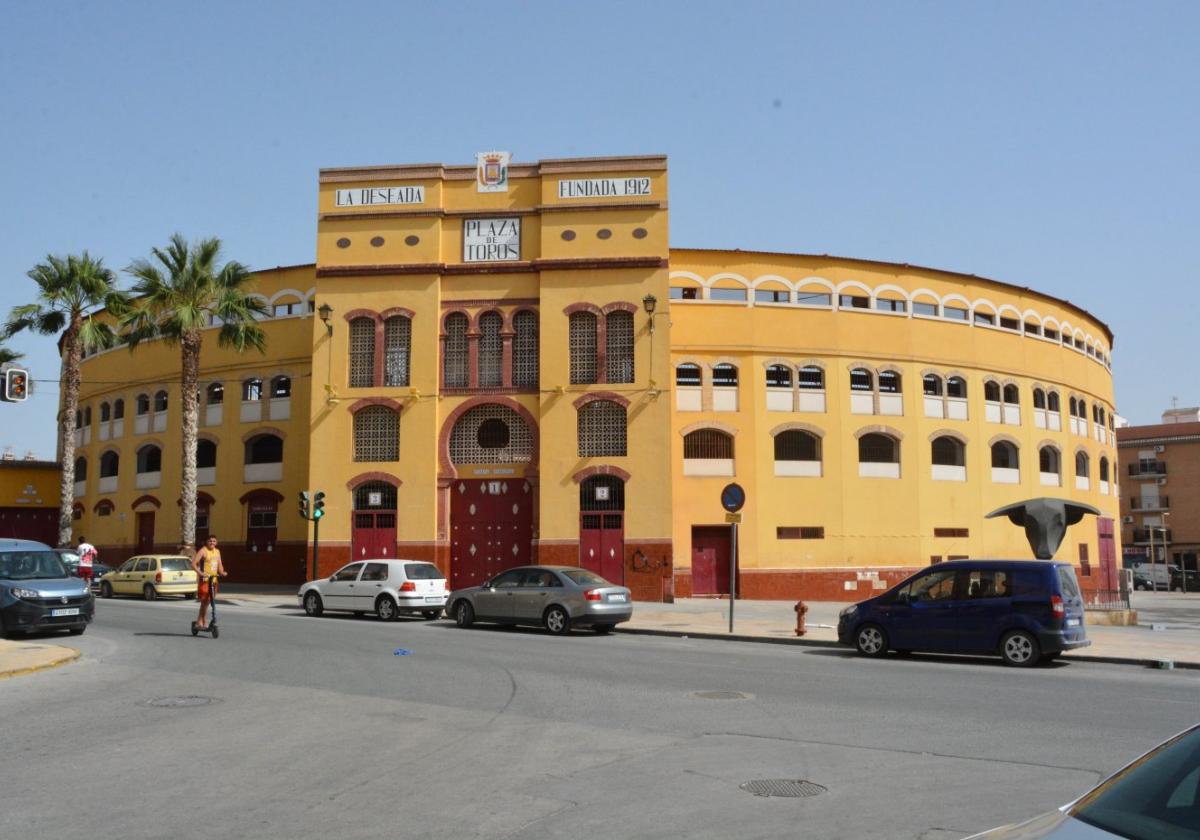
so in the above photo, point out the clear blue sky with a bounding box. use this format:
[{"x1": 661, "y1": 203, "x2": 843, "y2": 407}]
[{"x1": 2, "y1": 0, "x2": 1197, "y2": 458}]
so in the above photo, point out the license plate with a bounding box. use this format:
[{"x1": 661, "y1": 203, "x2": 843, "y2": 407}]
[
  {"x1": 1066, "y1": 618, "x2": 1080, "y2": 627},
  {"x1": 424, "y1": 596, "x2": 443, "y2": 603},
  {"x1": 608, "y1": 594, "x2": 627, "y2": 603},
  {"x1": 52, "y1": 608, "x2": 80, "y2": 617}
]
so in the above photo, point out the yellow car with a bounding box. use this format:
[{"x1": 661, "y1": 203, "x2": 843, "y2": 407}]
[{"x1": 99, "y1": 555, "x2": 198, "y2": 601}]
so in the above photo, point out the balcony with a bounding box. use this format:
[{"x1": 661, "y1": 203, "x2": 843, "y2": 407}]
[
  {"x1": 1128, "y1": 462, "x2": 1167, "y2": 477},
  {"x1": 1132, "y1": 528, "x2": 1173, "y2": 543},
  {"x1": 1130, "y1": 496, "x2": 1170, "y2": 510}
]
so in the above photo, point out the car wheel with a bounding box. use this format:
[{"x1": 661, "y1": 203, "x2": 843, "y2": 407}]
[
  {"x1": 143, "y1": 584, "x2": 157, "y2": 602},
  {"x1": 375, "y1": 595, "x2": 398, "y2": 622},
  {"x1": 1000, "y1": 630, "x2": 1040, "y2": 667},
  {"x1": 544, "y1": 606, "x2": 571, "y2": 636},
  {"x1": 854, "y1": 623, "x2": 888, "y2": 657},
  {"x1": 100, "y1": 581, "x2": 113, "y2": 599},
  {"x1": 303, "y1": 591, "x2": 324, "y2": 617},
  {"x1": 422, "y1": 610, "x2": 441, "y2": 620},
  {"x1": 454, "y1": 600, "x2": 475, "y2": 628},
  {"x1": 68, "y1": 627, "x2": 85, "y2": 636},
  {"x1": 593, "y1": 623, "x2": 615, "y2": 635}
]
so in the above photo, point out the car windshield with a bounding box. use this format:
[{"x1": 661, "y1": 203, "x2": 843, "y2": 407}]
[
  {"x1": 0, "y1": 551, "x2": 70, "y2": 580},
  {"x1": 560, "y1": 569, "x2": 610, "y2": 587},
  {"x1": 405, "y1": 563, "x2": 444, "y2": 580},
  {"x1": 162, "y1": 558, "x2": 191, "y2": 572},
  {"x1": 1070, "y1": 726, "x2": 1200, "y2": 839}
]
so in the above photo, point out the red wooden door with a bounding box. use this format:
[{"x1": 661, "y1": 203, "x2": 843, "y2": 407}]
[
  {"x1": 691, "y1": 526, "x2": 731, "y2": 595},
  {"x1": 136, "y1": 511, "x2": 155, "y2": 554},
  {"x1": 580, "y1": 514, "x2": 603, "y2": 576},
  {"x1": 1097, "y1": 517, "x2": 1117, "y2": 591},
  {"x1": 352, "y1": 511, "x2": 396, "y2": 560},
  {"x1": 579, "y1": 513, "x2": 624, "y2": 583},
  {"x1": 450, "y1": 478, "x2": 532, "y2": 590}
]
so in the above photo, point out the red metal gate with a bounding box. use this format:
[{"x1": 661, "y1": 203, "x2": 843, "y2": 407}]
[
  {"x1": 580, "y1": 513, "x2": 624, "y2": 584},
  {"x1": 691, "y1": 526, "x2": 732, "y2": 595},
  {"x1": 352, "y1": 511, "x2": 397, "y2": 560},
  {"x1": 1097, "y1": 516, "x2": 1118, "y2": 591},
  {"x1": 136, "y1": 511, "x2": 155, "y2": 554},
  {"x1": 450, "y1": 478, "x2": 533, "y2": 590}
]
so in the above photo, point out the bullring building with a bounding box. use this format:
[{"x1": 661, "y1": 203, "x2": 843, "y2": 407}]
[{"x1": 67, "y1": 154, "x2": 1120, "y2": 600}]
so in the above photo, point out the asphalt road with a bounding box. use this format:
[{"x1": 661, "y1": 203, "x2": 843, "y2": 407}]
[{"x1": 2, "y1": 598, "x2": 1197, "y2": 840}]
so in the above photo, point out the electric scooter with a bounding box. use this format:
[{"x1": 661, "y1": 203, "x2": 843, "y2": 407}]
[{"x1": 191, "y1": 575, "x2": 220, "y2": 639}]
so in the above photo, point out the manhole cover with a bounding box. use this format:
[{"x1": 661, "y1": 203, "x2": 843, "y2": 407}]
[
  {"x1": 693, "y1": 690, "x2": 750, "y2": 700},
  {"x1": 143, "y1": 696, "x2": 219, "y2": 708},
  {"x1": 740, "y1": 779, "x2": 827, "y2": 798}
]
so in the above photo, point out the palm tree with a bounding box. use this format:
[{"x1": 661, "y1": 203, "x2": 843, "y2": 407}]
[
  {"x1": 5, "y1": 253, "x2": 128, "y2": 546},
  {"x1": 0, "y1": 347, "x2": 24, "y2": 367},
  {"x1": 123, "y1": 234, "x2": 267, "y2": 553}
]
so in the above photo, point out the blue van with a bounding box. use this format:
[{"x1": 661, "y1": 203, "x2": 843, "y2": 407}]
[
  {"x1": 837, "y1": 560, "x2": 1090, "y2": 666},
  {"x1": 0, "y1": 538, "x2": 94, "y2": 637}
]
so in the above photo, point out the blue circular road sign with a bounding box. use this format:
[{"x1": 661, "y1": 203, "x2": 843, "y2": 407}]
[{"x1": 720, "y1": 483, "x2": 746, "y2": 513}]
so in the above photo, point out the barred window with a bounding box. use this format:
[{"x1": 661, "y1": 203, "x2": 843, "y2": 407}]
[
  {"x1": 578, "y1": 400, "x2": 627, "y2": 457},
  {"x1": 354, "y1": 481, "x2": 397, "y2": 510},
  {"x1": 798, "y1": 366, "x2": 824, "y2": 390},
  {"x1": 675, "y1": 364, "x2": 701, "y2": 387},
  {"x1": 923, "y1": 375, "x2": 943, "y2": 396},
  {"x1": 984, "y1": 381, "x2": 1001, "y2": 402},
  {"x1": 242, "y1": 379, "x2": 263, "y2": 401},
  {"x1": 774, "y1": 430, "x2": 819, "y2": 461},
  {"x1": 443, "y1": 313, "x2": 469, "y2": 388},
  {"x1": 478, "y1": 311, "x2": 503, "y2": 387},
  {"x1": 605, "y1": 311, "x2": 634, "y2": 384},
  {"x1": 1075, "y1": 451, "x2": 1089, "y2": 478},
  {"x1": 384, "y1": 314, "x2": 412, "y2": 386},
  {"x1": 197, "y1": 439, "x2": 217, "y2": 469},
  {"x1": 1099, "y1": 456, "x2": 1110, "y2": 482},
  {"x1": 1039, "y1": 446, "x2": 1060, "y2": 474},
  {"x1": 931, "y1": 436, "x2": 964, "y2": 467},
  {"x1": 136, "y1": 445, "x2": 162, "y2": 473},
  {"x1": 207, "y1": 383, "x2": 224, "y2": 405},
  {"x1": 113, "y1": 398, "x2": 125, "y2": 419},
  {"x1": 74, "y1": 457, "x2": 87, "y2": 480},
  {"x1": 1002, "y1": 384, "x2": 1019, "y2": 404},
  {"x1": 100, "y1": 401, "x2": 111, "y2": 422},
  {"x1": 244, "y1": 434, "x2": 283, "y2": 464},
  {"x1": 946, "y1": 377, "x2": 967, "y2": 399},
  {"x1": 568, "y1": 312, "x2": 598, "y2": 384},
  {"x1": 136, "y1": 393, "x2": 150, "y2": 415},
  {"x1": 354, "y1": 406, "x2": 399, "y2": 462},
  {"x1": 850, "y1": 369, "x2": 873, "y2": 392},
  {"x1": 712, "y1": 363, "x2": 738, "y2": 387},
  {"x1": 878, "y1": 371, "x2": 901, "y2": 393},
  {"x1": 580, "y1": 475, "x2": 625, "y2": 512},
  {"x1": 100, "y1": 451, "x2": 119, "y2": 477},
  {"x1": 154, "y1": 391, "x2": 168, "y2": 412},
  {"x1": 512, "y1": 310, "x2": 539, "y2": 388},
  {"x1": 858, "y1": 433, "x2": 898, "y2": 464},
  {"x1": 991, "y1": 441, "x2": 1019, "y2": 469},
  {"x1": 349, "y1": 317, "x2": 376, "y2": 388},
  {"x1": 271, "y1": 376, "x2": 291, "y2": 398},
  {"x1": 683, "y1": 429, "x2": 733, "y2": 460},
  {"x1": 1047, "y1": 391, "x2": 1061, "y2": 412},
  {"x1": 1033, "y1": 388, "x2": 1046, "y2": 409},
  {"x1": 449, "y1": 404, "x2": 532, "y2": 464},
  {"x1": 766, "y1": 365, "x2": 791, "y2": 389}
]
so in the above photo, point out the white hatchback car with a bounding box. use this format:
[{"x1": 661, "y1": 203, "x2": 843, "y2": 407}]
[{"x1": 298, "y1": 560, "x2": 447, "y2": 621}]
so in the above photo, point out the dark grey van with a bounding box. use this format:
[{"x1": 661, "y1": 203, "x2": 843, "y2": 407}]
[
  {"x1": 837, "y1": 560, "x2": 1090, "y2": 666},
  {"x1": 0, "y1": 539, "x2": 94, "y2": 637}
]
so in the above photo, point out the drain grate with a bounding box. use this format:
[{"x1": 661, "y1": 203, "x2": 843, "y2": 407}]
[
  {"x1": 143, "y1": 696, "x2": 219, "y2": 708},
  {"x1": 693, "y1": 690, "x2": 749, "y2": 700},
  {"x1": 740, "y1": 779, "x2": 827, "y2": 798}
]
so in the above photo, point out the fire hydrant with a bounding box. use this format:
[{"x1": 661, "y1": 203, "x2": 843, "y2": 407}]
[{"x1": 794, "y1": 600, "x2": 809, "y2": 636}]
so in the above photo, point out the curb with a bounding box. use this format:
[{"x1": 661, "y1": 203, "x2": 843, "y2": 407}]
[{"x1": 0, "y1": 646, "x2": 81, "y2": 680}]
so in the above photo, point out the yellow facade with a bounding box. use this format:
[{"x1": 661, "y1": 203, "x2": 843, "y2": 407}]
[{"x1": 66, "y1": 155, "x2": 1118, "y2": 599}]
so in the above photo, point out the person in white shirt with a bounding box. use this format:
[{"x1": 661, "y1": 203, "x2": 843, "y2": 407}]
[{"x1": 76, "y1": 536, "x2": 97, "y2": 584}]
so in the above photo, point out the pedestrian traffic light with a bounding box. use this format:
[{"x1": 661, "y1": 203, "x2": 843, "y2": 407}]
[
  {"x1": 313, "y1": 491, "x2": 325, "y2": 520},
  {"x1": 298, "y1": 490, "x2": 310, "y2": 520},
  {"x1": 4, "y1": 369, "x2": 29, "y2": 402}
]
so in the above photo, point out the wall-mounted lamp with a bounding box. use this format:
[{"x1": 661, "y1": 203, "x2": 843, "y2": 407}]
[
  {"x1": 318, "y1": 303, "x2": 334, "y2": 336},
  {"x1": 642, "y1": 294, "x2": 658, "y2": 334}
]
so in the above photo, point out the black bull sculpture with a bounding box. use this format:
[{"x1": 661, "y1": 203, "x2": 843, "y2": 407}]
[{"x1": 986, "y1": 498, "x2": 1102, "y2": 560}]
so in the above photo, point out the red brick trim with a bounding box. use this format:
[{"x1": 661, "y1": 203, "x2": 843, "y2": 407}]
[
  {"x1": 318, "y1": 258, "x2": 666, "y2": 278},
  {"x1": 572, "y1": 391, "x2": 631, "y2": 409},
  {"x1": 238, "y1": 488, "x2": 285, "y2": 505},
  {"x1": 131, "y1": 495, "x2": 161, "y2": 510},
  {"x1": 380, "y1": 307, "x2": 415, "y2": 321},
  {"x1": 535, "y1": 257, "x2": 668, "y2": 271},
  {"x1": 442, "y1": 262, "x2": 538, "y2": 276},
  {"x1": 343, "y1": 309, "x2": 382, "y2": 325},
  {"x1": 176, "y1": 491, "x2": 216, "y2": 507},
  {"x1": 347, "y1": 397, "x2": 404, "y2": 414},
  {"x1": 440, "y1": 309, "x2": 471, "y2": 335},
  {"x1": 318, "y1": 264, "x2": 444, "y2": 278},
  {"x1": 571, "y1": 465, "x2": 632, "y2": 484},
  {"x1": 441, "y1": 387, "x2": 538, "y2": 397},
  {"x1": 437, "y1": 396, "x2": 540, "y2": 479},
  {"x1": 442, "y1": 297, "x2": 539, "y2": 309},
  {"x1": 562, "y1": 302, "x2": 604, "y2": 317},
  {"x1": 241, "y1": 426, "x2": 288, "y2": 442},
  {"x1": 346, "y1": 471, "x2": 403, "y2": 491},
  {"x1": 93, "y1": 499, "x2": 115, "y2": 514},
  {"x1": 601, "y1": 301, "x2": 638, "y2": 315}
]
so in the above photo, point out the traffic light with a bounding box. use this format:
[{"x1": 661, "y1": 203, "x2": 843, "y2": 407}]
[
  {"x1": 298, "y1": 490, "x2": 310, "y2": 520},
  {"x1": 313, "y1": 491, "x2": 325, "y2": 520},
  {"x1": 4, "y1": 369, "x2": 29, "y2": 402}
]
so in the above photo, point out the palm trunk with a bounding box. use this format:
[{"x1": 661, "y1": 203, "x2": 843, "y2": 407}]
[
  {"x1": 57, "y1": 323, "x2": 82, "y2": 547},
  {"x1": 179, "y1": 330, "x2": 201, "y2": 552}
]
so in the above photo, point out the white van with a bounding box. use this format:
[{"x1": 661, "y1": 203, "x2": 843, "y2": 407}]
[{"x1": 1129, "y1": 561, "x2": 1174, "y2": 591}]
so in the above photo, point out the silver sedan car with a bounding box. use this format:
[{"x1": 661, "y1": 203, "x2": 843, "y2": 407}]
[{"x1": 446, "y1": 566, "x2": 633, "y2": 635}]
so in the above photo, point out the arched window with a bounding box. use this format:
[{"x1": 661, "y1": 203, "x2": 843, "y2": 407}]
[
  {"x1": 580, "y1": 475, "x2": 625, "y2": 512},
  {"x1": 568, "y1": 311, "x2": 598, "y2": 385},
  {"x1": 712, "y1": 364, "x2": 739, "y2": 387},
  {"x1": 99, "y1": 451, "x2": 119, "y2": 478},
  {"x1": 683, "y1": 429, "x2": 733, "y2": 460},
  {"x1": 512, "y1": 310, "x2": 539, "y2": 388},
  {"x1": 605, "y1": 310, "x2": 634, "y2": 384},
  {"x1": 207, "y1": 383, "x2": 224, "y2": 405},
  {"x1": 991, "y1": 441, "x2": 1019, "y2": 469},
  {"x1": 74, "y1": 456, "x2": 88, "y2": 481},
  {"x1": 136, "y1": 394, "x2": 150, "y2": 416},
  {"x1": 270, "y1": 376, "x2": 291, "y2": 398},
  {"x1": 1069, "y1": 396, "x2": 1078, "y2": 416},
  {"x1": 74, "y1": 410, "x2": 82, "y2": 428},
  {"x1": 984, "y1": 381, "x2": 1001, "y2": 402},
  {"x1": 675, "y1": 364, "x2": 701, "y2": 386},
  {"x1": 766, "y1": 365, "x2": 791, "y2": 389},
  {"x1": 923, "y1": 375, "x2": 943, "y2": 396},
  {"x1": 244, "y1": 434, "x2": 283, "y2": 465},
  {"x1": 95, "y1": 500, "x2": 114, "y2": 517},
  {"x1": 775, "y1": 430, "x2": 820, "y2": 462},
  {"x1": 449, "y1": 404, "x2": 532, "y2": 464},
  {"x1": 383, "y1": 315, "x2": 411, "y2": 387},
  {"x1": 349, "y1": 317, "x2": 376, "y2": 388},
  {"x1": 113, "y1": 398, "x2": 125, "y2": 420},
  {"x1": 83, "y1": 406, "x2": 92, "y2": 426},
  {"x1": 136, "y1": 444, "x2": 161, "y2": 474},
  {"x1": 859, "y1": 434, "x2": 898, "y2": 463},
  {"x1": 878, "y1": 371, "x2": 902, "y2": 393},
  {"x1": 477, "y1": 311, "x2": 503, "y2": 387},
  {"x1": 577, "y1": 400, "x2": 627, "y2": 457},
  {"x1": 798, "y1": 366, "x2": 824, "y2": 389},
  {"x1": 1033, "y1": 388, "x2": 1046, "y2": 409},
  {"x1": 1047, "y1": 391, "x2": 1061, "y2": 412},
  {"x1": 443, "y1": 313, "x2": 469, "y2": 388},
  {"x1": 946, "y1": 377, "x2": 967, "y2": 399},
  {"x1": 1100, "y1": 456, "x2": 1110, "y2": 482},
  {"x1": 354, "y1": 481, "x2": 397, "y2": 510},
  {"x1": 197, "y1": 439, "x2": 217, "y2": 469},
  {"x1": 850, "y1": 368, "x2": 873, "y2": 391},
  {"x1": 154, "y1": 390, "x2": 168, "y2": 412},
  {"x1": 1075, "y1": 451, "x2": 1090, "y2": 478},
  {"x1": 931, "y1": 436, "x2": 964, "y2": 467},
  {"x1": 1002, "y1": 384, "x2": 1019, "y2": 404},
  {"x1": 242, "y1": 379, "x2": 263, "y2": 401},
  {"x1": 1039, "y1": 446, "x2": 1061, "y2": 475},
  {"x1": 353, "y1": 406, "x2": 399, "y2": 462},
  {"x1": 1077, "y1": 399, "x2": 1088, "y2": 419},
  {"x1": 100, "y1": 402, "x2": 111, "y2": 422}
]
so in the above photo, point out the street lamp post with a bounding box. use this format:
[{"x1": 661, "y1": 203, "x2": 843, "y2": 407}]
[{"x1": 1148, "y1": 513, "x2": 1172, "y2": 592}]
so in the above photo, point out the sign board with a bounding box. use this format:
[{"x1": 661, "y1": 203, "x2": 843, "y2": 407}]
[
  {"x1": 594, "y1": 486, "x2": 610, "y2": 502},
  {"x1": 335, "y1": 186, "x2": 425, "y2": 207},
  {"x1": 720, "y1": 482, "x2": 746, "y2": 513},
  {"x1": 724, "y1": 512, "x2": 742, "y2": 524},
  {"x1": 367, "y1": 491, "x2": 383, "y2": 508},
  {"x1": 476, "y1": 151, "x2": 510, "y2": 193},
  {"x1": 463, "y1": 218, "x2": 521, "y2": 262},
  {"x1": 557, "y1": 177, "x2": 652, "y2": 199}
]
